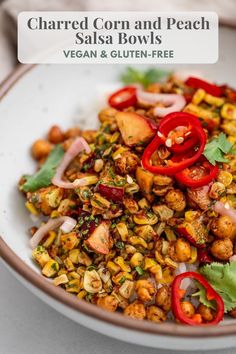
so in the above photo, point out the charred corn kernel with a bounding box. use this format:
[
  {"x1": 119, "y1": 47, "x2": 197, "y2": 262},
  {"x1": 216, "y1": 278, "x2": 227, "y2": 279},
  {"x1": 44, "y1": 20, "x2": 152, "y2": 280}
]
[
  {"x1": 162, "y1": 241, "x2": 169, "y2": 255},
  {"x1": 103, "y1": 146, "x2": 113, "y2": 157},
  {"x1": 57, "y1": 269, "x2": 68, "y2": 276},
  {"x1": 112, "y1": 272, "x2": 133, "y2": 285},
  {"x1": 69, "y1": 271, "x2": 80, "y2": 279},
  {"x1": 110, "y1": 131, "x2": 120, "y2": 143},
  {"x1": 107, "y1": 261, "x2": 121, "y2": 275},
  {"x1": 61, "y1": 232, "x2": 78, "y2": 251},
  {"x1": 66, "y1": 279, "x2": 81, "y2": 293},
  {"x1": 50, "y1": 210, "x2": 60, "y2": 218},
  {"x1": 77, "y1": 290, "x2": 87, "y2": 299},
  {"x1": 155, "y1": 222, "x2": 166, "y2": 236},
  {"x1": 58, "y1": 199, "x2": 76, "y2": 213},
  {"x1": 159, "y1": 268, "x2": 174, "y2": 284},
  {"x1": 204, "y1": 93, "x2": 225, "y2": 107},
  {"x1": 192, "y1": 89, "x2": 205, "y2": 105},
  {"x1": 42, "y1": 259, "x2": 59, "y2": 278},
  {"x1": 221, "y1": 121, "x2": 236, "y2": 136},
  {"x1": 43, "y1": 230, "x2": 56, "y2": 248},
  {"x1": 77, "y1": 266, "x2": 86, "y2": 277},
  {"x1": 75, "y1": 175, "x2": 99, "y2": 187},
  {"x1": 116, "y1": 223, "x2": 129, "y2": 241},
  {"x1": 112, "y1": 146, "x2": 128, "y2": 160},
  {"x1": 129, "y1": 236, "x2": 148, "y2": 248},
  {"x1": 155, "y1": 251, "x2": 165, "y2": 265},
  {"x1": 149, "y1": 264, "x2": 162, "y2": 280},
  {"x1": 144, "y1": 257, "x2": 156, "y2": 270},
  {"x1": 185, "y1": 210, "x2": 199, "y2": 222},
  {"x1": 69, "y1": 249, "x2": 80, "y2": 264},
  {"x1": 114, "y1": 256, "x2": 131, "y2": 272},
  {"x1": 91, "y1": 193, "x2": 110, "y2": 210},
  {"x1": 53, "y1": 274, "x2": 69, "y2": 286},
  {"x1": 188, "y1": 246, "x2": 198, "y2": 264},
  {"x1": 76, "y1": 187, "x2": 91, "y2": 203},
  {"x1": 125, "y1": 182, "x2": 140, "y2": 194},
  {"x1": 138, "y1": 198, "x2": 150, "y2": 210},
  {"x1": 165, "y1": 228, "x2": 176, "y2": 241},
  {"x1": 130, "y1": 252, "x2": 144, "y2": 267},
  {"x1": 217, "y1": 170, "x2": 233, "y2": 187},
  {"x1": 184, "y1": 103, "x2": 219, "y2": 120},
  {"x1": 221, "y1": 103, "x2": 236, "y2": 120},
  {"x1": 133, "y1": 212, "x2": 158, "y2": 225},
  {"x1": 105, "y1": 250, "x2": 116, "y2": 262},
  {"x1": 32, "y1": 246, "x2": 51, "y2": 267},
  {"x1": 97, "y1": 267, "x2": 111, "y2": 283},
  {"x1": 119, "y1": 280, "x2": 135, "y2": 299},
  {"x1": 46, "y1": 188, "x2": 63, "y2": 208},
  {"x1": 64, "y1": 257, "x2": 75, "y2": 271},
  {"x1": 165, "y1": 257, "x2": 178, "y2": 269},
  {"x1": 78, "y1": 252, "x2": 92, "y2": 266},
  {"x1": 134, "y1": 225, "x2": 156, "y2": 242},
  {"x1": 94, "y1": 159, "x2": 104, "y2": 172},
  {"x1": 83, "y1": 270, "x2": 102, "y2": 293},
  {"x1": 25, "y1": 201, "x2": 38, "y2": 215}
]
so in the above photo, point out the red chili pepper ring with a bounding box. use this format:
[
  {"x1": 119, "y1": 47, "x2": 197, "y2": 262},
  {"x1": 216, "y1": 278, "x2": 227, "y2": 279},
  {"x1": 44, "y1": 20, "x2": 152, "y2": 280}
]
[{"x1": 172, "y1": 271, "x2": 224, "y2": 326}]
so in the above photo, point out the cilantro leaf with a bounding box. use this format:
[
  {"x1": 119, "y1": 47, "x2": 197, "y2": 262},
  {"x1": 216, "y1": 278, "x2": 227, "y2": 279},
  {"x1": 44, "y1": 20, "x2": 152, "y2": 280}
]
[
  {"x1": 21, "y1": 145, "x2": 64, "y2": 192},
  {"x1": 121, "y1": 67, "x2": 170, "y2": 88},
  {"x1": 197, "y1": 262, "x2": 236, "y2": 312},
  {"x1": 203, "y1": 133, "x2": 234, "y2": 165}
]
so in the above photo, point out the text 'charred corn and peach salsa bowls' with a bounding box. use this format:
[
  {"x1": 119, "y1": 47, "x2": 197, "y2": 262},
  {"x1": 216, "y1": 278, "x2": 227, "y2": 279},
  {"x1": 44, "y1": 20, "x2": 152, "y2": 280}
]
[{"x1": 19, "y1": 68, "x2": 236, "y2": 326}]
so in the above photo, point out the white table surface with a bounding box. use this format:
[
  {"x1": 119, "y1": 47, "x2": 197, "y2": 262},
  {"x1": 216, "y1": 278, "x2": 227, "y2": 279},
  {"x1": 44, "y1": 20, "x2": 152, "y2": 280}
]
[{"x1": 0, "y1": 264, "x2": 236, "y2": 354}]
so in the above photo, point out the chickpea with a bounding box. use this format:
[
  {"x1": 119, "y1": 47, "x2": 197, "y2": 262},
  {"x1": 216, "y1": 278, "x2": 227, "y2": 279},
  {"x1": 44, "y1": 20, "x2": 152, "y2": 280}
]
[
  {"x1": 209, "y1": 182, "x2": 225, "y2": 199},
  {"x1": 98, "y1": 107, "x2": 118, "y2": 123},
  {"x1": 175, "y1": 238, "x2": 191, "y2": 262},
  {"x1": 97, "y1": 295, "x2": 118, "y2": 312},
  {"x1": 165, "y1": 189, "x2": 186, "y2": 212},
  {"x1": 115, "y1": 152, "x2": 139, "y2": 175},
  {"x1": 65, "y1": 127, "x2": 81, "y2": 139},
  {"x1": 124, "y1": 301, "x2": 146, "y2": 320},
  {"x1": 135, "y1": 279, "x2": 155, "y2": 302},
  {"x1": 210, "y1": 238, "x2": 233, "y2": 261},
  {"x1": 146, "y1": 305, "x2": 167, "y2": 323},
  {"x1": 229, "y1": 307, "x2": 236, "y2": 318},
  {"x1": 47, "y1": 125, "x2": 64, "y2": 144},
  {"x1": 210, "y1": 216, "x2": 233, "y2": 239},
  {"x1": 168, "y1": 238, "x2": 191, "y2": 263},
  {"x1": 197, "y1": 304, "x2": 214, "y2": 322},
  {"x1": 146, "y1": 83, "x2": 161, "y2": 93},
  {"x1": 180, "y1": 301, "x2": 195, "y2": 318},
  {"x1": 31, "y1": 139, "x2": 52, "y2": 160},
  {"x1": 155, "y1": 286, "x2": 171, "y2": 311}
]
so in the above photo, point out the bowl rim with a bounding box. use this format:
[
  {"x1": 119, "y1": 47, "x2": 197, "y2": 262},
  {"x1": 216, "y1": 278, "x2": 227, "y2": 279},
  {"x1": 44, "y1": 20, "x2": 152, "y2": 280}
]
[{"x1": 1, "y1": 58, "x2": 236, "y2": 338}]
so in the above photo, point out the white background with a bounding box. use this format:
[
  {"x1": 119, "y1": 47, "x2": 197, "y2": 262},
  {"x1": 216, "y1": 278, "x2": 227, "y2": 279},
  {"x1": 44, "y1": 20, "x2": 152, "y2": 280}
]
[{"x1": 1, "y1": 264, "x2": 236, "y2": 354}]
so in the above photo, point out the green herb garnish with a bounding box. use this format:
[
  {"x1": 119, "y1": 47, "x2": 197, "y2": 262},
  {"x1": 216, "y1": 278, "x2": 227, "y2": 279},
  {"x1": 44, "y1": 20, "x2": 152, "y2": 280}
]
[
  {"x1": 121, "y1": 67, "x2": 170, "y2": 88},
  {"x1": 194, "y1": 262, "x2": 236, "y2": 312},
  {"x1": 135, "y1": 266, "x2": 144, "y2": 276},
  {"x1": 119, "y1": 276, "x2": 126, "y2": 285},
  {"x1": 21, "y1": 145, "x2": 64, "y2": 192},
  {"x1": 203, "y1": 133, "x2": 235, "y2": 165},
  {"x1": 115, "y1": 241, "x2": 125, "y2": 249}
]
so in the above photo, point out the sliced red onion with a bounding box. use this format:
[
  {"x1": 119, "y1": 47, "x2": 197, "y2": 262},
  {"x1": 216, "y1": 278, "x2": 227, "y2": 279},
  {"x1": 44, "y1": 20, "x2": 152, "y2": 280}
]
[
  {"x1": 30, "y1": 216, "x2": 77, "y2": 249},
  {"x1": 52, "y1": 137, "x2": 91, "y2": 189},
  {"x1": 213, "y1": 201, "x2": 236, "y2": 224},
  {"x1": 137, "y1": 90, "x2": 186, "y2": 117},
  {"x1": 174, "y1": 262, "x2": 192, "y2": 290}
]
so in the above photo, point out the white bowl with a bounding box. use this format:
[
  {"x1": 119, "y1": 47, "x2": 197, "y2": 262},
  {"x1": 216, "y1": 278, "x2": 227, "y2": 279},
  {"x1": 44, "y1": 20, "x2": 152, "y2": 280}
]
[{"x1": 1, "y1": 25, "x2": 236, "y2": 351}]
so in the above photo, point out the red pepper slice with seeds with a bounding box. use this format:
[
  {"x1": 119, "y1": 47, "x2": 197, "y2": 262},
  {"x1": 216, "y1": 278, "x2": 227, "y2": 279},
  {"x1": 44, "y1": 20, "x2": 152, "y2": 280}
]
[
  {"x1": 175, "y1": 156, "x2": 219, "y2": 188},
  {"x1": 185, "y1": 77, "x2": 223, "y2": 97},
  {"x1": 108, "y1": 86, "x2": 137, "y2": 110},
  {"x1": 142, "y1": 113, "x2": 206, "y2": 175},
  {"x1": 172, "y1": 272, "x2": 224, "y2": 325}
]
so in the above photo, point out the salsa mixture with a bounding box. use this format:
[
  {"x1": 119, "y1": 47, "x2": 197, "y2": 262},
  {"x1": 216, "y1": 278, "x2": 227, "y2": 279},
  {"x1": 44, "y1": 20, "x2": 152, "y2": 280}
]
[{"x1": 19, "y1": 68, "x2": 236, "y2": 326}]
